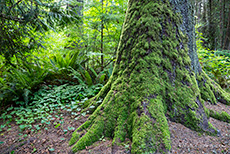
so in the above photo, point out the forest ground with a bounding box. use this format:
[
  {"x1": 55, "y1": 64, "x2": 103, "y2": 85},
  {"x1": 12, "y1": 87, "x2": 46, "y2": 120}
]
[{"x1": 0, "y1": 101, "x2": 229, "y2": 154}]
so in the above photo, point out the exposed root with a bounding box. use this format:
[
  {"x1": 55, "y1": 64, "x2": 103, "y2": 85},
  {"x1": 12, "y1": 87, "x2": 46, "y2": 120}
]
[
  {"x1": 70, "y1": 94, "x2": 172, "y2": 153},
  {"x1": 207, "y1": 108, "x2": 230, "y2": 123},
  {"x1": 80, "y1": 78, "x2": 113, "y2": 113},
  {"x1": 71, "y1": 119, "x2": 105, "y2": 152},
  {"x1": 197, "y1": 70, "x2": 230, "y2": 105},
  {"x1": 131, "y1": 97, "x2": 171, "y2": 153}
]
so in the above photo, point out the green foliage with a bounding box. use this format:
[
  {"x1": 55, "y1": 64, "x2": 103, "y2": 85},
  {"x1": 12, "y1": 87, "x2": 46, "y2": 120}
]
[
  {"x1": 0, "y1": 0, "x2": 80, "y2": 63},
  {"x1": 196, "y1": 25, "x2": 230, "y2": 91},
  {"x1": 0, "y1": 0, "x2": 125, "y2": 107},
  {"x1": 0, "y1": 58, "x2": 49, "y2": 104},
  {"x1": 0, "y1": 41, "x2": 111, "y2": 105},
  {"x1": 63, "y1": 0, "x2": 127, "y2": 69},
  {"x1": 215, "y1": 50, "x2": 230, "y2": 58},
  {"x1": 83, "y1": 0, "x2": 127, "y2": 53},
  {"x1": 0, "y1": 83, "x2": 102, "y2": 132}
]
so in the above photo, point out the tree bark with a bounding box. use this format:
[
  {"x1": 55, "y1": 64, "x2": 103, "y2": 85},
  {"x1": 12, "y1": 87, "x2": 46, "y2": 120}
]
[
  {"x1": 70, "y1": 0, "x2": 230, "y2": 153},
  {"x1": 169, "y1": 0, "x2": 202, "y2": 73}
]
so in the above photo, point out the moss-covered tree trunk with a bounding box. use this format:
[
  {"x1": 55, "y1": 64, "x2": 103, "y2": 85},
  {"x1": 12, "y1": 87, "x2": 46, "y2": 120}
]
[{"x1": 70, "y1": 0, "x2": 230, "y2": 153}]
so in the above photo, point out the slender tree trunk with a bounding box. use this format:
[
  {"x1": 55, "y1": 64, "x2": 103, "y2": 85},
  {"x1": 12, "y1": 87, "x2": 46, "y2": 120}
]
[
  {"x1": 198, "y1": 1, "x2": 202, "y2": 23},
  {"x1": 70, "y1": 0, "x2": 230, "y2": 153},
  {"x1": 220, "y1": 0, "x2": 223, "y2": 49},
  {"x1": 223, "y1": 4, "x2": 230, "y2": 49},
  {"x1": 101, "y1": 0, "x2": 104, "y2": 70},
  {"x1": 208, "y1": 0, "x2": 215, "y2": 50},
  {"x1": 201, "y1": 0, "x2": 208, "y2": 45}
]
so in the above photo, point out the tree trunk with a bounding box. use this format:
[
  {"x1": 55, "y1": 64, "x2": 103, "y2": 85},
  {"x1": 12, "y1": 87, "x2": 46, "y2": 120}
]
[
  {"x1": 101, "y1": 0, "x2": 104, "y2": 70},
  {"x1": 223, "y1": 4, "x2": 230, "y2": 50},
  {"x1": 220, "y1": 0, "x2": 223, "y2": 49},
  {"x1": 70, "y1": 0, "x2": 230, "y2": 153}
]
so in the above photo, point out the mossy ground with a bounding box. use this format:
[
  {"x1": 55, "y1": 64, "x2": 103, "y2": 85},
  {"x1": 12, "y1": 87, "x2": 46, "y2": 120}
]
[{"x1": 70, "y1": 0, "x2": 230, "y2": 153}]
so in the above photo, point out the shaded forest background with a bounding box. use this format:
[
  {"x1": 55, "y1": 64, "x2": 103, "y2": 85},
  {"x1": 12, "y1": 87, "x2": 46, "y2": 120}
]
[
  {"x1": 194, "y1": 0, "x2": 230, "y2": 89},
  {"x1": 0, "y1": 0, "x2": 229, "y2": 133},
  {"x1": 195, "y1": 0, "x2": 230, "y2": 50}
]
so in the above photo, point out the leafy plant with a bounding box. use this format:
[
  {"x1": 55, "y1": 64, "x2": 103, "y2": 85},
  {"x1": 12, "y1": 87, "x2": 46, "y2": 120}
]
[
  {"x1": 0, "y1": 82, "x2": 103, "y2": 132},
  {"x1": 0, "y1": 58, "x2": 50, "y2": 105},
  {"x1": 196, "y1": 24, "x2": 230, "y2": 91}
]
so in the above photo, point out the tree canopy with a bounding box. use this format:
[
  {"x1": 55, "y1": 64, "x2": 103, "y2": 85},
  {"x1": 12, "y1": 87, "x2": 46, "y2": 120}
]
[{"x1": 0, "y1": 0, "x2": 80, "y2": 64}]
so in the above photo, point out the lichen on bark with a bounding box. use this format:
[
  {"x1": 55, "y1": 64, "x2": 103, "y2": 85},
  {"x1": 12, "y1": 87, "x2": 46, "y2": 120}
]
[{"x1": 69, "y1": 0, "x2": 230, "y2": 153}]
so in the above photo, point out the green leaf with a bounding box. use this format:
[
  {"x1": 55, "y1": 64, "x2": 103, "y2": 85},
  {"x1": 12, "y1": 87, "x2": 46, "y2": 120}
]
[
  {"x1": 81, "y1": 112, "x2": 86, "y2": 117},
  {"x1": 32, "y1": 148, "x2": 37, "y2": 153},
  {"x1": 49, "y1": 148, "x2": 55, "y2": 151},
  {"x1": 63, "y1": 129, "x2": 68, "y2": 134},
  {"x1": 55, "y1": 123, "x2": 60, "y2": 128},
  {"x1": 7, "y1": 107, "x2": 14, "y2": 111},
  {"x1": 89, "y1": 105, "x2": 95, "y2": 109}
]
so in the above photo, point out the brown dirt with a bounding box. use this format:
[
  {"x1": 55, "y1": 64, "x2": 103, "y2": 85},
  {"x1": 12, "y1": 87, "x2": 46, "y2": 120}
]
[{"x1": 0, "y1": 102, "x2": 229, "y2": 154}]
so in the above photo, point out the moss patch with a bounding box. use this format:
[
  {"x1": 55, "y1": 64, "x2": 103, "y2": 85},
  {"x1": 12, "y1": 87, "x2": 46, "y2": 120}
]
[
  {"x1": 208, "y1": 109, "x2": 230, "y2": 123},
  {"x1": 197, "y1": 70, "x2": 230, "y2": 105}
]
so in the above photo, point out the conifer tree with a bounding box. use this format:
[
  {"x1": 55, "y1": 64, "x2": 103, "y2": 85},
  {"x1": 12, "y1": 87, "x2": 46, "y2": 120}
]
[{"x1": 70, "y1": 0, "x2": 230, "y2": 153}]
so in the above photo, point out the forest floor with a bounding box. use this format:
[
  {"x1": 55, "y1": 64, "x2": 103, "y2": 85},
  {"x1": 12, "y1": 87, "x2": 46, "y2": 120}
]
[{"x1": 0, "y1": 101, "x2": 229, "y2": 154}]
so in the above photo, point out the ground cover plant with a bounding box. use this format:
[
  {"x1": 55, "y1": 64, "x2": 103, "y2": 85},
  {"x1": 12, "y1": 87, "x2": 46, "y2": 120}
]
[{"x1": 0, "y1": 81, "x2": 103, "y2": 132}]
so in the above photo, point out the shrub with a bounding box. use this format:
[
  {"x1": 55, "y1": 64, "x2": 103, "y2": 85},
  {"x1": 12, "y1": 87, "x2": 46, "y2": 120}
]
[{"x1": 196, "y1": 24, "x2": 230, "y2": 91}]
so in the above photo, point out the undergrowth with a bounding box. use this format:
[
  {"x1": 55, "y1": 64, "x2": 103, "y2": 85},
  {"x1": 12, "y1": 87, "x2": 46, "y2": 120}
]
[
  {"x1": 0, "y1": 83, "x2": 102, "y2": 132},
  {"x1": 196, "y1": 24, "x2": 230, "y2": 91}
]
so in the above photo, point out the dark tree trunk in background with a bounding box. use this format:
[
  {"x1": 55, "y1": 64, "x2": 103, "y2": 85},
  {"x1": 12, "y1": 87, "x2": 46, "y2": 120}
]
[
  {"x1": 223, "y1": 5, "x2": 230, "y2": 50},
  {"x1": 220, "y1": 0, "x2": 223, "y2": 48},
  {"x1": 69, "y1": 0, "x2": 230, "y2": 153},
  {"x1": 195, "y1": 0, "x2": 230, "y2": 50},
  {"x1": 208, "y1": 0, "x2": 215, "y2": 50}
]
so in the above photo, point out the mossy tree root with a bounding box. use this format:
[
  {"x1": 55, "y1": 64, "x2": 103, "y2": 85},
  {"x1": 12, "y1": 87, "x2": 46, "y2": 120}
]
[
  {"x1": 196, "y1": 71, "x2": 230, "y2": 124},
  {"x1": 70, "y1": 91, "x2": 172, "y2": 153},
  {"x1": 197, "y1": 70, "x2": 230, "y2": 105},
  {"x1": 206, "y1": 108, "x2": 230, "y2": 123},
  {"x1": 80, "y1": 78, "x2": 113, "y2": 113}
]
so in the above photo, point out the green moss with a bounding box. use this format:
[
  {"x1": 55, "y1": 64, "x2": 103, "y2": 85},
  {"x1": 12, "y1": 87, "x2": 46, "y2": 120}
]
[
  {"x1": 72, "y1": 119, "x2": 105, "y2": 152},
  {"x1": 209, "y1": 109, "x2": 230, "y2": 123},
  {"x1": 204, "y1": 107, "x2": 210, "y2": 118},
  {"x1": 184, "y1": 109, "x2": 201, "y2": 131},
  {"x1": 69, "y1": 131, "x2": 80, "y2": 146},
  {"x1": 69, "y1": 120, "x2": 93, "y2": 146},
  {"x1": 197, "y1": 70, "x2": 230, "y2": 105},
  {"x1": 131, "y1": 98, "x2": 171, "y2": 153},
  {"x1": 207, "y1": 122, "x2": 217, "y2": 134}
]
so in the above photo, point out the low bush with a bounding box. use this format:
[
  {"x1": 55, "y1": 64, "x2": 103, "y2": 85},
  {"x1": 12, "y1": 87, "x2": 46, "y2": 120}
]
[{"x1": 196, "y1": 25, "x2": 230, "y2": 91}]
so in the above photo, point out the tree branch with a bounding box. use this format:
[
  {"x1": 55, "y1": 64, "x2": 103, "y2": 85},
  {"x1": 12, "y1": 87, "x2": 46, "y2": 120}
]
[{"x1": 0, "y1": 14, "x2": 25, "y2": 23}]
